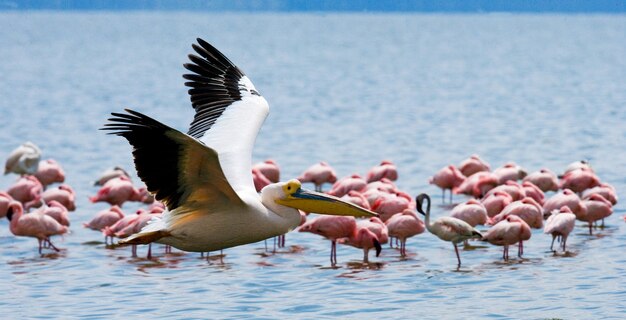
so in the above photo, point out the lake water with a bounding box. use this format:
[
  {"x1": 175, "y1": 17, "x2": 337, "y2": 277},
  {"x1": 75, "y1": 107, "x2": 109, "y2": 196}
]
[{"x1": 1, "y1": 12, "x2": 625, "y2": 319}]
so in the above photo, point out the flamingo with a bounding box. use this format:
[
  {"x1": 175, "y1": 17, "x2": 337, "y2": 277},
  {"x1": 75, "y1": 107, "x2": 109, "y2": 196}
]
[
  {"x1": 450, "y1": 199, "x2": 489, "y2": 228},
  {"x1": 480, "y1": 191, "x2": 513, "y2": 218},
  {"x1": 582, "y1": 183, "x2": 618, "y2": 205},
  {"x1": 33, "y1": 159, "x2": 65, "y2": 188},
  {"x1": 521, "y1": 181, "x2": 545, "y2": 205},
  {"x1": 458, "y1": 154, "x2": 491, "y2": 177},
  {"x1": 89, "y1": 176, "x2": 151, "y2": 206},
  {"x1": 366, "y1": 160, "x2": 398, "y2": 183},
  {"x1": 297, "y1": 161, "x2": 338, "y2": 192},
  {"x1": 561, "y1": 160, "x2": 593, "y2": 178},
  {"x1": 454, "y1": 171, "x2": 498, "y2": 198},
  {"x1": 102, "y1": 38, "x2": 377, "y2": 253},
  {"x1": 94, "y1": 166, "x2": 131, "y2": 186},
  {"x1": 370, "y1": 192, "x2": 412, "y2": 222},
  {"x1": 252, "y1": 159, "x2": 280, "y2": 183},
  {"x1": 416, "y1": 193, "x2": 482, "y2": 268},
  {"x1": 337, "y1": 226, "x2": 383, "y2": 263},
  {"x1": 544, "y1": 206, "x2": 576, "y2": 252},
  {"x1": 0, "y1": 192, "x2": 15, "y2": 218},
  {"x1": 37, "y1": 200, "x2": 70, "y2": 227},
  {"x1": 523, "y1": 168, "x2": 559, "y2": 192},
  {"x1": 357, "y1": 217, "x2": 389, "y2": 245},
  {"x1": 560, "y1": 167, "x2": 601, "y2": 194},
  {"x1": 543, "y1": 189, "x2": 587, "y2": 219},
  {"x1": 298, "y1": 215, "x2": 357, "y2": 265},
  {"x1": 40, "y1": 184, "x2": 76, "y2": 211},
  {"x1": 385, "y1": 209, "x2": 425, "y2": 257},
  {"x1": 493, "y1": 162, "x2": 527, "y2": 185},
  {"x1": 483, "y1": 181, "x2": 526, "y2": 202},
  {"x1": 340, "y1": 191, "x2": 371, "y2": 210},
  {"x1": 327, "y1": 174, "x2": 368, "y2": 197},
  {"x1": 581, "y1": 194, "x2": 613, "y2": 234},
  {"x1": 4, "y1": 141, "x2": 41, "y2": 175},
  {"x1": 7, "y1": 175, "x2": 43, "y2": 207},
  {"x1": 482, "y1": 215, "x2": 531, "y2": 261},
  {"x1": 488, "y1": 197, "x2": 544, "y2": 229},
  {"x1": 5, "y1": 200, "x2": 68, "y2": 253},
  {"x1": 428, "y1": 165, "x2": 466, "y2": 203},
  {"x1": 252, "y1": 167, "x2": 272, "y2": 192},
  {"x1": 83, "y1": 205, "x2": 126, "y2": 231},
  {"x1": 365, "y1": 178, "x2": 398, "y2": 193}
]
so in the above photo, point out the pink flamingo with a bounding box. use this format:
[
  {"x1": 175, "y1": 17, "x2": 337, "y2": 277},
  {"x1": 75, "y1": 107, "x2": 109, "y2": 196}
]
[
  {"x1": 454, "y1": 171, "x2": 498, "y2": 198},
  {"x1": 0, "y1": 192, "x2": 14, "y2": 219},
  {"x1": 366, "y1": 160, "x2": 398, "y2": 183},
  {"x1": 252, "y1": 167, "x2": 272, "y2": 192},
  {"x1": 93, "y1": 166, "x2": 131, "y2": 186},
  {"x1": 581, "y1": 194, "x2": 613, "y2": 234},
  {"x1": 83, "y1": 205, "x2": 126, "y2": 231},
  {"x1": 357, "y1": 217, "x2": 389, "y2": 245},
  {"x1": 543, "y1": 189, "x2": 587, "y2": 219},
  {"x1": 37, "y1": 200, "x2": 70, "y2": 226},
  {"x1": 561, "y1": 160, "x2": 593, "y2": 177},
  {"x1": 337, "y1": 226, "x2": 383, "y2": 263},
  {"x1": 5, "y1": 200, "x2": 68, "y2": 253},
  {"x1": 297, "y1": 161, "x2": 338, "y2": 192},
  {"x1": 416, "y1": 193, "x2": 482, "y2": 268},
  {"x1": 544, "y1": 206, "x2": 576, "y2": 252},
  {"x1": 450, "y1": 199, "x2": 489, "y2": 228},
  {"x1": 4, "y1": 141, "x2": 41, "y2": 175},
  {"x1": 328, "y1": 174, "x2": 367, "y2": 197},
  {"x1": 40, "y1": 184, "x2": 76, "y2": 211},
  {"x1": 7, "y1": 175, "x2": 43, "y2": 207},
  {"x1": 252, "y1": 159, "x2": 280, "y2": 183},
  {"x1": 103, "y1": 214, "x2": 139, "y2": 245},
  {"x1": 582, "y1": 183, "x2": 618, "y2": 205},
  {"x1": 523, "y1": 168, "x2": 559, "y2": 192},
  {"x1": 483, "y1": 181, "x2": 526, "y2": 202},
  {"x1": 481, "y1": 191, "x2": 513, "y2": 218},
  {"x1": 340, "y1": 191, "x2": 371, "y2": 210},
  {"x1": 521, "y1": 181, "x2": 545, "y2": 205},
  {"x1": 493, "y1": 162, "x2": 528, "y2": 185},
  {"x1": 488, "y1": 197, "x2": 544, "y2": 229},
  {"x1": 371, "y1": 192, "x2": 412, "y2": 222},
  {"x1": 365, "y1": 178, "x2": 398, "y2": 193},
  {"x1": 89, "y1": 176, "x2": 151, "y2": 206},
  {"x1": 458, "y1": 154, "x2": 491, "y2": 177},
  {"x1": 299, "y1": 215, "x2": 357, "y2": 265},
  {"x1": 560, "y1": 167, "x2": 601, "y2": 194},
  {"x1": 33, "y1": 159, "x2": 65, "y2": 188},
  {"x1": 428, "y1": 165, "x2": 466, "y2": 203},
  {"x1": 482, "y1": 215, "x2": 531, "y2": 260},
  {"x1": 125, "y1": 210, "x2": 162, "y2": 259},
  {"x1": 385, "y1": 209, "x2": 425, "y2": 257}
]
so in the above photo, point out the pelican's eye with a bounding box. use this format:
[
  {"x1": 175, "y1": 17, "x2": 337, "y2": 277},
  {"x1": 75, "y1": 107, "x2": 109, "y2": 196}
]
[{"x1": 282, "y1": 179, "x2": 302, "y2": 196}]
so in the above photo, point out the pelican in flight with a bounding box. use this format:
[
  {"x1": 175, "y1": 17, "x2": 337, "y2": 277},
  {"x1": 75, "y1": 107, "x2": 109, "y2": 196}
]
[{"x1": 103, "y1": 38, "x2": 377, "y2": 252}]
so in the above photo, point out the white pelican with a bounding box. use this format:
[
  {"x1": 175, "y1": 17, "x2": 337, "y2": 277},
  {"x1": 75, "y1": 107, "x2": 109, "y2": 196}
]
[
  {"x1": 103, "y1": 38, "x2": 377, "y2": 252},
  {"x1": 4, "y1": 141, "x2": 41, "y2": 175}
]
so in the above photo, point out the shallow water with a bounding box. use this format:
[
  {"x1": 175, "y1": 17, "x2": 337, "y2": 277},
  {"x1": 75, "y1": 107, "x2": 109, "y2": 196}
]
[{"x1": 1, "y1": 12, "x2": 625, "y2": 319}]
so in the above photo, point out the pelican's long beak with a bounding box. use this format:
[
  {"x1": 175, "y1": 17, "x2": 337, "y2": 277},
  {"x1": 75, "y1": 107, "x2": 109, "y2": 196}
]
[{"x1": 276, "y1": 183, "x2": 377, "y2": 218}]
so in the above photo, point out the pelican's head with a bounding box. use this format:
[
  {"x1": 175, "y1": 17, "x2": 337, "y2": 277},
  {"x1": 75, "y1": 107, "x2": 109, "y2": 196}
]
[{"x1": 271, "y1": 179, "x2": 377, "y2": 218}]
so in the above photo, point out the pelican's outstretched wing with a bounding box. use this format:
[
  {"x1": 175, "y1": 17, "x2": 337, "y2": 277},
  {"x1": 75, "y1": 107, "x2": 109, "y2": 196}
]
[
  {"x1": 183, "y1": 38, "x2": 270, "y2": 193},
  {"x1": 103, "y1": 109, "x2": 243, "y2": 211}
]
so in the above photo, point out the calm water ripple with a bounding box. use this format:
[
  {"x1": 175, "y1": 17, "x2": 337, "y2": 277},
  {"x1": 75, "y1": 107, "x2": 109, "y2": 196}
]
[{"x1": 1, "y1": 11, "x2": 625, "y2": 319}]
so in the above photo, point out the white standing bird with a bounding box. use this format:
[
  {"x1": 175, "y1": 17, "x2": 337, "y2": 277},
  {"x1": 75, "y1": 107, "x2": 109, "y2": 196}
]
[
  {"x1": 103, "y1": 38, "x2": 377, "y2": 252},
  {"x1": 416, "y1": 193, "x2": 482, "y2": 268},
  {"x1": 4, "y1": 141, "x2": 41, "y2": 175}
]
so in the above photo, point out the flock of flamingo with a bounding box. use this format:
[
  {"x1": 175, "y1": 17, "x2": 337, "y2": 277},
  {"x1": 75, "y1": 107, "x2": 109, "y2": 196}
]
[{"x1": 0, "y1": 141, "x2": 620, "y2": 268}]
